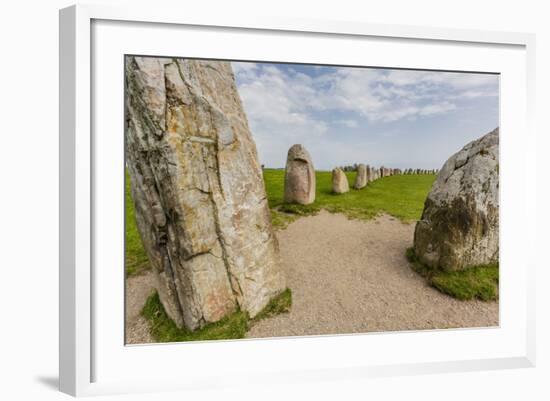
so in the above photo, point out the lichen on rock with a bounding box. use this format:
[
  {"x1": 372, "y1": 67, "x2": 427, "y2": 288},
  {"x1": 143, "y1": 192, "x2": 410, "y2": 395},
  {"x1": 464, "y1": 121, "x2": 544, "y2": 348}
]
[
  {"x1": 413, "y1": 128, "x2": 499, "y2": 271},
  {"x1": 125, "y1": 56, "x2": 286, "y2": 330},
  {"x1": 283, "y1": 144, "x2": 316, "y2": 205}
]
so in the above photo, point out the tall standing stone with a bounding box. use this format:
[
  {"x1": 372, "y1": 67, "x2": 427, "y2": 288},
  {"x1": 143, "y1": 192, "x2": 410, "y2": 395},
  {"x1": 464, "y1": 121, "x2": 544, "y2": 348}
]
[
  {"x1": 284, "y1": 144, "x2": 316, "y2": 205},
  {"x1": 332, "y1": 168, "x2": 350, "y2": 194},
  {"x1": 354, "y1": 163, "x2": 368, "y2": 189},
  {"x1": 413, "y1": 128, "x2": 499, "y2": 271},
  {"x1": 366, "y1": 165, "x2": 373, "y2": 182},
  {"x1": 125, "y1": 56, "x2": 286, "y2": 330}
]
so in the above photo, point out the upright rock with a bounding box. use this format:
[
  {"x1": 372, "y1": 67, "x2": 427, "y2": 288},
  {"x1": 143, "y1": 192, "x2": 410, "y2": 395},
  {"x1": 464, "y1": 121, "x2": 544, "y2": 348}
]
[
  {"x1": 332, "y1": 168, "x2": 350, "y2": 194},
  {"x1": 366, "y1": 165, "x2": 373, "y2": 182},
  {"x1": 354, "y1": 163, "x2": 367, "y2": 189},
  {"x1": 413, "y1": 128, "x2": 499, "y2": 271},
  {"x1": 284, "y1": 144, "x2": 316, "y2": 205},
  {"x1": 125, "y1": 56, "x2": 286, "y2": 330}
]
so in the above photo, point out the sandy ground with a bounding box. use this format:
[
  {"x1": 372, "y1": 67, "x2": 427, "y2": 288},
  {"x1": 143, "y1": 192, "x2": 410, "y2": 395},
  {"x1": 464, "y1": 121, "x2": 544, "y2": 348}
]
[
  {"x1": 125, "y1": 272, "x2": 155, "y2": 344},
  {"x1": 247, "y1": 211, "x2": 498, "y2": 338},
  {"x1": 126, "y1": 211, "x2": 498, "y2": 343}
]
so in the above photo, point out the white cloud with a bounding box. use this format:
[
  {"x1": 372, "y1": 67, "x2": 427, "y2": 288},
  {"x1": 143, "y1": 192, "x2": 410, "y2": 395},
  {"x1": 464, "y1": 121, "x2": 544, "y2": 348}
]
[
  {"x1": 231, "y1": 62, "x2": 258, "y2": 74},
  {"x1": 419, "y1": 101, "x2": 456, "y2": 116},
  {"x1": 231, "y1": 61, "x2": 499, "y2": 167},
  {"x1": 335, "y1": 119, "x2": 359, "y2": 128}
]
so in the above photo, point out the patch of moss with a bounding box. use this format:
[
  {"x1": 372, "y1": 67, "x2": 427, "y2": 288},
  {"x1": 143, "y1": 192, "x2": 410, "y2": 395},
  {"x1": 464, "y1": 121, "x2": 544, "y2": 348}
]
[
  {"x1": 252, "y1": 288, "x2": 292, "y2": 322},
  {"x1": 141, "y1": 288, "x2": 292, "y2": 343},
  {"x1": 406, "y1": 247, "x2": 499, "y2": 301},
  {"x1": 270, "y1": 204, "x2": 322, "y2": 230},
  {"x1": 141, "y1": 292, "x2": 249, "y2": 342},
  {"x1": 278, "y1": 203, "x2": 321, "y2": 216}
]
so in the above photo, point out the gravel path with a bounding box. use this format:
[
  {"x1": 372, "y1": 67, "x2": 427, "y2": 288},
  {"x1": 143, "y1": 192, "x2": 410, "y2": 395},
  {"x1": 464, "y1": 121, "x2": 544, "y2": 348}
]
[
  {"x1": 125, "y1": 210, "x2": 498, "y2": 343},
  {"x1": 125, "y1": 272, "x2": 155, "y2": 344},
  {"x1": 247, "y1": 211, "x2": 498, "y2": 338}
]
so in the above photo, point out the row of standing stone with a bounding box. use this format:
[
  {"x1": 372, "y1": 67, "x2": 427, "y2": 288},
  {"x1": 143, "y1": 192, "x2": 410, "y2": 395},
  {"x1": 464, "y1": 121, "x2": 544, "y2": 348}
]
[
  {"x1": 283, "y1": 144, "x2": 438, "y2": 205},
  {"x1": 335, "y1": 164, "x2": 395, "y2": 194},
  {"x1": 336, "y1": 166, "x2": 438, "y2": 194},
  {"x1": 335, "y1": 166, "x2": 439, "y2": 193}
]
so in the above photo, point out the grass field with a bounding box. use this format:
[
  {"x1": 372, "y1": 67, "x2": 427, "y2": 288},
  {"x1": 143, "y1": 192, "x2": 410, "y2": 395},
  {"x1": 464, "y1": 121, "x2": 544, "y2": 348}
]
[
  {"x1": 264, "y1": 169, "x2": 436, "y2": 228},
  {"x1": 125, "y1": 167, "x2": 494, "y2": 342},
  {"x1": 142, "y1": 288, "x2": 292, "y2": 342},
  {"x1": 125, "y1": 171, "x2": 150, "y2": 277},
  {"x1": 125, "y1": 169, "x2": 437, "y2": 275}
]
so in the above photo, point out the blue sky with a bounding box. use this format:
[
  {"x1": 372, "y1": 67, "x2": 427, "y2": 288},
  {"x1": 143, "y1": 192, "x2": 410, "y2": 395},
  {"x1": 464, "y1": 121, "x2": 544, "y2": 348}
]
[{"x1": 232, "y1": 61, "x2": 499, "y2": 171}]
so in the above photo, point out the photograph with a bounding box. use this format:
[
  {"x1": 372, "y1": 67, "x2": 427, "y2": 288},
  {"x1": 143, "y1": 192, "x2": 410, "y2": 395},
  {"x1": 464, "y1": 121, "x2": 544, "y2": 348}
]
[{"x1": 124, "y1": 55, "x2": 499, "y2": 344}]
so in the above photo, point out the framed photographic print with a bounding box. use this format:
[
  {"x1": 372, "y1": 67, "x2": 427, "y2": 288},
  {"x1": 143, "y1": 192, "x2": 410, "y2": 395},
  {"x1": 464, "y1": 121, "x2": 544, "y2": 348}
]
[{"x1": 59, "y1": 4, "x2": 536, "y2": 396}]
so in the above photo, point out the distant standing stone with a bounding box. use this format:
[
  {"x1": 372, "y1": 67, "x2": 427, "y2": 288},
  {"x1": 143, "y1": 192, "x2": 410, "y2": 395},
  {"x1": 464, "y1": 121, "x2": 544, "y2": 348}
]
[
  {"x1": 366, "y1": 165, "x2": 373, "y2": 182},
  {"x1": 354, "y1": 163, "x2": 367, "y2": 189},
  {"x1": 284, "y1": 144, "x2": 316, "y2": 205},
  {"x1": 332, "y1": 168, "x2": 350, "y2": 194}
]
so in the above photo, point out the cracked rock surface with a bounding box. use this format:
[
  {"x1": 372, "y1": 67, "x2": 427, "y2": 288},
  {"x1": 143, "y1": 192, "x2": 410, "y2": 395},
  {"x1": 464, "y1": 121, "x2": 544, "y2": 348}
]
[
  {"x1": 414, "y1": 128, "x2": 499, "y2": 271},
  {"x1": 125, "y1": 56, "x2": 285, "y2": 330}
]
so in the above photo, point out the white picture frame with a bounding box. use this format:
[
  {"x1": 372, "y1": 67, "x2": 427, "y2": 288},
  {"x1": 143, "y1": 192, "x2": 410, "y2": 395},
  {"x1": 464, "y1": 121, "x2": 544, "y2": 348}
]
[{"x1": 59, "y1": 3, "x2": 536, "y2": 397}]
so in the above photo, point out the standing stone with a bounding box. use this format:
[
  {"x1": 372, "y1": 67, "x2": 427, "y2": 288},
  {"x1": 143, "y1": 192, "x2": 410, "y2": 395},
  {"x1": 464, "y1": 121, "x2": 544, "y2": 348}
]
[
  {"x1": 332, "y1": 168, "x2": 350, "y2": 194},
  {"x1": 125, "y1": 56, "x2": 286, "y2": 330},
  {"x1": 366, "y1": 165, "x2": 373, "y2": 182},
  {"x1": 354, "y1": 163, "x2": 368, "y2": 189},
  {"x1": 284, "y1": 144, "x2": 316, "y2": 205},
  {"x1": 413, "y1": 128, "x2": 499, "y2": 271}
]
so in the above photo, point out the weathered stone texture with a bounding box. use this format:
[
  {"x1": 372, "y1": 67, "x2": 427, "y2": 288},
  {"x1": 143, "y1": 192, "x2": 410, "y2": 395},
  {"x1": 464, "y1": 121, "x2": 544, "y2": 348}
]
[
  {"x1": 284, "y1": 144, "x2": 316, "y2": 205},
  {"x1": 413, "y1": 128, "x2": 499, "y2": 271},
  {"x1": 332, "y1": 168, "x2": 350, "y2": 194},
  {"x1": 354, "y1": 164, "x2": 367, "y2": 189},
  {"x1": 125, "y1": 56, "x2": 285, "y2": 330}
]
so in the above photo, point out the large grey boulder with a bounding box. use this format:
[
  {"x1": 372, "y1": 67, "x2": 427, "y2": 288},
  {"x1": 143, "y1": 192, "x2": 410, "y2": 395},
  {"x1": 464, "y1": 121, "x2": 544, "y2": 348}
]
[
  {"x1": 354, "y1": 163, "x2": 367, "y2": 189},
  {"x1": 125, "y1": 56, "x2": 286, "y2": 330},
  {"x1": 332, "y1": 168, "x2": 350, "y2": 194},
  {"x1": 284, "y1": 144, "x2": 316, "y2": 205},
  {"x1": 413, "y1": 128, "x2": 499, "y2": 271}
]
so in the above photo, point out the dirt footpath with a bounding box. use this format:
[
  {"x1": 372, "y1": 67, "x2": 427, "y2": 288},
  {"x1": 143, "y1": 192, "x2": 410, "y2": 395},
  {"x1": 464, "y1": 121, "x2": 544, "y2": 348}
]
[
  {"x1": 125, "y1": 210, "x2": 498, "y2": 343},
  {"x1": 247, "y1": 211, "x2": 498, "y2": 338},
  {"x1": 125, "y1": 272, "x2": 155, "y2": 344}
]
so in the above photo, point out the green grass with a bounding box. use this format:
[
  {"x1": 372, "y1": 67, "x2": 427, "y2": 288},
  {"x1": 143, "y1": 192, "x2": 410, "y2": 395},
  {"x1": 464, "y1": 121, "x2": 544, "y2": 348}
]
[
  {"x1": 251, "y1": 288, "x2": 292, "y2": 322},
  {"x1": 263, "y1": 169, "x2": 436, "y2": 228},
  {"x1": 125, "y1": 171, "x2": 150, "y2": 277},
  {"x1": 141, "y1": 289, "x2": 292, "y2": 342},
  {"x1": 125, "y1": 169, "x2": 436, "y2": 274},
  {"x1": 406, "y1": 247, "x2": 499, "y2": 301}
]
